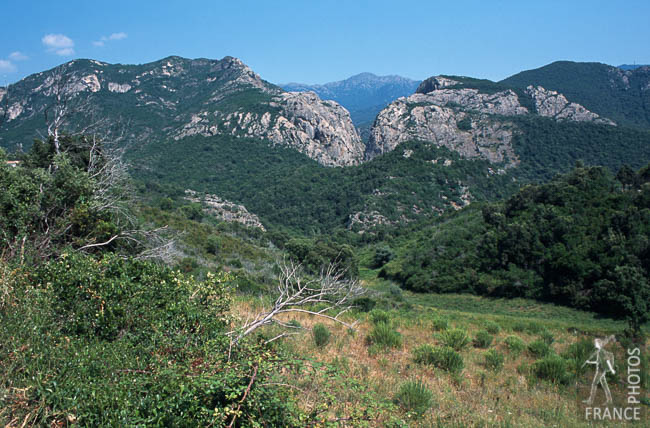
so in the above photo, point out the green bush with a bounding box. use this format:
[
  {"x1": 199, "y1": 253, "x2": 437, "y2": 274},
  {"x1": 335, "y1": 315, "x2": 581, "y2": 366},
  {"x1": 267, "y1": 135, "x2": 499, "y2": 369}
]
[
  {"x1": 456, "y1": 116, "x2": 472, "y2": 131},
  {"x1": 528, "y1": 339, "x2": 552, "y2": 358},
  {"x1": 1, "y1": 254, "x2": 304, "y2": 426},
  {"x1": 439, "y1": 328, "x2": 470, "y2": 351},
  {"x1": 532, "y1": 355, "x2": 571, "y2": 384},
  {"x1": 512, "y1": 321, "x2": 528, "y2": 333},
  {"x1": 36, "y1": 253, "x2": 232, "y2": 341},
  {"x1": 366, "y1": 322, "x2": 402, "y2": 349},
  {"x1": 431, "y1": 317, "x2": 449, "y2": 331},
  {"x1": 352, "y1": 296, "x2": 376, "y2": 312},
  {"x1": 159, "y1": 197, "x2": 174, "y2": 210},
  {"x1": 484, "y1": 349, "x2": 505, "y2": 372},
  {"x1": 387, "y1": 284, "x2": 404, "y2": 302},
  {"x1": 312, "y1": 323, "x2": 331, "y2": 348},
  {"x1": 473, "y1": 330, "x2": 494, "y2": 348},
  {"x1": 413, "y1": 345, "x2": 464, "y2": 373},
  {"x1": 287, "y1": 319, "x2": 302, "y2": 329},
  {"x1": 524, "y1": 322, "x2": 544, "y2": 334},
  {"x1": 372, "y1": 246, "x2": 395, "y2": 268},
  {"x1": 369, "y1": 309, "x2": 391, "y2": 325},
  {"x1": 504, "y1": 335, "x2": 526, "y2": 356},
  {"x1": 394, "y1": 380, "x2": 434, "y2": 416},
  {"x1": 205, "y1": 235, "x2": 220, "y2": 255},
  {"x1": 562, "y1": 338, "x2": 594, "y2": 375},
  {"x1": 539, "y1": 329, "x2": 555, "y2": 345},
  {"x1": 484, "y1": 320, "x2": 501, "y2": 335}
]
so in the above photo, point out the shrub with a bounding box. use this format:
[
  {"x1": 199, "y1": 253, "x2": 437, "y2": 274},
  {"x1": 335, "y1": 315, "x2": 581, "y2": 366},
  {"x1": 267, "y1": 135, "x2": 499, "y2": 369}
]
[
  {"x1": 512, "y1": 321, "x2": 528, "y2": 333},
  {"x1": 159, "y1": 197, "x2": 174, "y2": 210},
  {"x1": 394, "y1": 380, "x2": 433, "y2": 416},
  {"x1": 312, "y1": 323, "x2": 331, "y2": 348},
  {"x1": 439, "y1": 328, "x2": 470, "y2": 351},
  {"x1": 473, "y1": 330, "x2": 494, "y2": 348},
  {"x1": 431, "y1": 317, "x2": 449, "y2": 331},
  {"x1": 4, "y1": 254, "x2": 304, "y2": 426},
  {"x1": 527, "y1": 339, "x2": 552, "y2": 358},
  {"x1": 205, "y1": 235, "x2": 220, "y2": 255},
  {"x1": 36, "y1": 253, "x2": 232, "y2": 341},
  {"x1": 387, "y1": 284, "x2": 404, "y2": 302},
  {"x1": 369, "y1": 309, "x2": 391, "y2": 325},
  {"x1": 413, "y1": 345, "x2": 464, "y2": 373},
  {"x1": 485, "y1": 320, "x2": 501, "y2": 335},
  {"x1": 504, "y1": 335, "x2": 526, "y2": 356},
  {"x1": 287, "y1": 319, "x2": 302, "y2": 329},
  {"x1": 539, "y1": 329, "x2": 555, "y2": 345},
  {"x1": 456, "y1": 116, "x2": 472, "y2": 131},
  {"x1": 352, "y1": 296, "x2": 376, "y2": 312},
  {"x1": 372, "y1": 246, "x2": 395, "y2": 268},
  {"x1": 484, "y1": 349, "x2": 505, "y2": 372},
  {"x1": 532, "y1": 355, "x2": 571, "y2": 384},
  {"x1": 413, "y1": 344, "x2": 436, "y2": 364},
  {"x1": 525, "y1": 322, "x2": 544, "y2": 334},
  {"x1": 366, "y1": 322, "x2": 402, "y2": 349},
  {"x1": 562, "y1": 337, "x2": 594, "y2": 375}
]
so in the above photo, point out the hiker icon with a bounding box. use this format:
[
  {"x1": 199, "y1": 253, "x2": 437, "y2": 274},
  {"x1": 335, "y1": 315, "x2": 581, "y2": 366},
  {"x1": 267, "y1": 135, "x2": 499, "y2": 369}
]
[{"x1": 582, "y1": 335, "x2": 616, "y2": 405}]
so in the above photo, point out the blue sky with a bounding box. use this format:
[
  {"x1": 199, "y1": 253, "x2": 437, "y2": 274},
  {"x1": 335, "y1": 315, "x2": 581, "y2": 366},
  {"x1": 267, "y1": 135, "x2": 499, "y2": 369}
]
[{"x1": 1, "y1": 0, "x2": 649, "y2": 85}]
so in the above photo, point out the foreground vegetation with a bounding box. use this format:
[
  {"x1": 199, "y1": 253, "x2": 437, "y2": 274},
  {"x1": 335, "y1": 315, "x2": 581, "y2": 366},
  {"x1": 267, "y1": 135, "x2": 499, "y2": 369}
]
[{"x1": 1, "y1": 133, "x2": 648, "y2": 426}]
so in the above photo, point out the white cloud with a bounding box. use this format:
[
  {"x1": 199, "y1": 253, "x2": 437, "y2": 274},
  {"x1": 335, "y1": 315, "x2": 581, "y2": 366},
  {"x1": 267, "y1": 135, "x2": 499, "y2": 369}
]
[
  {"x1": 0, "y1": 59, "x2": 17, "y2": 73},
  {"x1": 9, "y1": 51, "x2": 28, "y2": 61},
  {"x1": 42, "y1": 34, "x2": 75, "y2": 56},
  {"x1": 108, "y1": 32, "x2": 127, "y2": 41},
  {"x1": 93, "y1": 32, "x2": 128, "y2": 47}
]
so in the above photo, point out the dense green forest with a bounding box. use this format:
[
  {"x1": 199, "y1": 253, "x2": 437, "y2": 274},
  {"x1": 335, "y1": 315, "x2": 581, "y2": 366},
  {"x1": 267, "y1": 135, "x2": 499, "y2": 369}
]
[
  {"x1": 130, "y1": 136, "x2": 516, "y2": 234},
  {"x1": 511, "y1": 116, "x2": 650, "y2": 181},
  {"x1": 380, "y1": 164, "x2": 650, "y2": 334}
]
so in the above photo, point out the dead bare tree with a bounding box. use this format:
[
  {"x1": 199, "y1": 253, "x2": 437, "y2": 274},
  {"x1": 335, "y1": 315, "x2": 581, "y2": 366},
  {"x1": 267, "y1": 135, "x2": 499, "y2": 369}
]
[
  {"x1": 70, "y1": 132, "x2": 178, "y2": 261},
  {"x1": 229, "y1": 259, "x2": 365, "y2": 345},
  {"x1": 43, "y1": 66, "x2": 74, "y2": 155}
]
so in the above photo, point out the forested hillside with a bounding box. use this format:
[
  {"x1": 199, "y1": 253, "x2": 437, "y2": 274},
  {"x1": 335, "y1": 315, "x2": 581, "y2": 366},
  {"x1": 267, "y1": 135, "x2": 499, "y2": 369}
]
[
  {"x1": 381, "y1": 164, "x2": 650, "y2": 334},
  {"x1": 501, "y1": 61, "x2": 650, "y2": 129}
]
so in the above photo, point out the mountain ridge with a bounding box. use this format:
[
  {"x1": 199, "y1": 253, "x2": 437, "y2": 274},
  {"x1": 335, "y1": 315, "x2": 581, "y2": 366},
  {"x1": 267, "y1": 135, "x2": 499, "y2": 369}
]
[
  {"x1": 0, "y1": 55, "x2": 365, "y2": 166},
  {"x1": 501, "y1": 60, "x2": 650, "y2": 128}
]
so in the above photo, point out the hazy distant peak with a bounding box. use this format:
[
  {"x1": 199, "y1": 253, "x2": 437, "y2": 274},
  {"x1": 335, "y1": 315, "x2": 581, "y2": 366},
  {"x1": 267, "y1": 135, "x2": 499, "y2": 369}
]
[{"x1": 280, "y1": 72, "x2": 421, "y2": 124}]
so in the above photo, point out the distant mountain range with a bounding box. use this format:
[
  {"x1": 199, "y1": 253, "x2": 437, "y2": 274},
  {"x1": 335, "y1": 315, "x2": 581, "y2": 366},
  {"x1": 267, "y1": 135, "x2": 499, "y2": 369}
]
[
  {"x1": 1, "y1": 57, "x2": 649, "y2": 232},
  {"x1": 618, "y1": 64, "x2": 649, "y2": 71},
  {"x1": 281, "y1": 73, "x2": 420, "y2": 126}
]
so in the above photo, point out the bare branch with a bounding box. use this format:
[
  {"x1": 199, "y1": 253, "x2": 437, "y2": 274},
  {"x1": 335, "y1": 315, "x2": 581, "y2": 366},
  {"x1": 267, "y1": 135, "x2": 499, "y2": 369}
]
[{"x1": 229, "y1": 259, "x2": 365, "y2": 344}]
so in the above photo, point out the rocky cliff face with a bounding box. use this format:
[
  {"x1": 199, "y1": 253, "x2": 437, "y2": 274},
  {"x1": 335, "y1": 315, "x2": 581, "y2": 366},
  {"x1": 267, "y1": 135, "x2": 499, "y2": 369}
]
[
  {"x1": 525, "y1": 85, "x2": 616, "y2": 125},
  {"x1": 0, "y1": 56, "x2": 364, "y2": 166},
  {"x1": 175, "y1": 91, "x2": 363, "y2": 166},
  {"x1": 184, "y1": 190, "x2": 266, "y2": 231},
  {"x1": 367, "y1": 76, "x2": 614, "y2": 163}
]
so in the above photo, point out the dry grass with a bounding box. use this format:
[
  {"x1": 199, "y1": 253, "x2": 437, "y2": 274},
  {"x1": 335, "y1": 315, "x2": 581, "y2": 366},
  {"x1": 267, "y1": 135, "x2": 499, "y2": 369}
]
[{"x1": 230, "y1": 293, "x2": 641, "y2": 427}]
